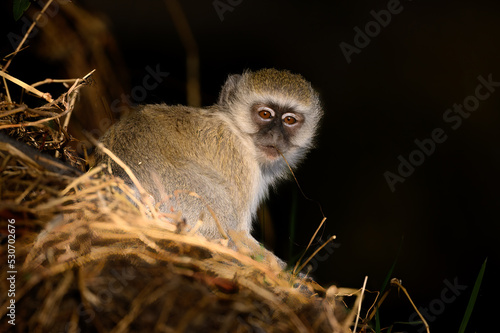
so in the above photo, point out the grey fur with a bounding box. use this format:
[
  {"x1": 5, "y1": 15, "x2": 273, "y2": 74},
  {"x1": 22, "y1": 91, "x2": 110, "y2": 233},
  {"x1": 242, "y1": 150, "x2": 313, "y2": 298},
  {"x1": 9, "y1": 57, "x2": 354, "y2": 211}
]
[{"x1": 94, "y1": 68, "x2": 323, "y2": 244}]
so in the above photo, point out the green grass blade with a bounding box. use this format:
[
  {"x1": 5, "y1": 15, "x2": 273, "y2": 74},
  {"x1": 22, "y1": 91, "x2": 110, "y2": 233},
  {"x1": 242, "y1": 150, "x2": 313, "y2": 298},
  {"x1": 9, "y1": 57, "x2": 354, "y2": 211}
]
[
  {"x1": 375, "y1": 237, "x2": 404, "y2": 333},
  {"x1": 380, "y1": 236, "x2": 404, "y2": 294},
  {"x1": 458, "y1": 257, "x2": 487, "y2": 333},
  {"x1": 375, "y1": 308, "x2": 381, "y2": 333}
]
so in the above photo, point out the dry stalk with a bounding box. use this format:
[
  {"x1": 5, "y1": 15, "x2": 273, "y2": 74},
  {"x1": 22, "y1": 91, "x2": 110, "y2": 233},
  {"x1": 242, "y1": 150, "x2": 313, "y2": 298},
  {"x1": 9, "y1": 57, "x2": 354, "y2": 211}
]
[
  {"x1": 88, "y1": 135, "x2": 159, "y2": 219},
  {"x1": 391, "y1": 278, "x2": 430, "y2": 333},
  {"x1": 2, "y1": 0, "x2": 56, "y2": 72},
  {"x1": 294, "y1": 233, "x2": 336, "y2": 275},
  {"x1": 0, "y1": 104, "x2": 28, "y2": 117},
  {"x1": 0, "y1": 27, "x2": 349, "y2": 330},
  {"x1": 0, "y1": 70, "x2": 53, "y2": 102},
  {"x1": 352, "y1": 275, "x2": 368, "y2": 333}
]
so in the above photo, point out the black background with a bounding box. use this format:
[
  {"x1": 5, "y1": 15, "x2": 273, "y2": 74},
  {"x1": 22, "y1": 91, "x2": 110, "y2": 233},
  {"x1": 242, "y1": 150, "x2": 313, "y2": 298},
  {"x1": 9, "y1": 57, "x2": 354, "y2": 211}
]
[{"x1": 3, "y1": 0, "x2": 499, "y2": 331}]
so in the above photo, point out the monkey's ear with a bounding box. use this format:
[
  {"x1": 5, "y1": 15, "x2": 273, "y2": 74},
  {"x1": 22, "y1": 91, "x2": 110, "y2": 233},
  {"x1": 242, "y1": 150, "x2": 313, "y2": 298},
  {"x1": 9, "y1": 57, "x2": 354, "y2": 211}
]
[{"x1": 218, "y1": 74, "x2": 242, "y2": 105}]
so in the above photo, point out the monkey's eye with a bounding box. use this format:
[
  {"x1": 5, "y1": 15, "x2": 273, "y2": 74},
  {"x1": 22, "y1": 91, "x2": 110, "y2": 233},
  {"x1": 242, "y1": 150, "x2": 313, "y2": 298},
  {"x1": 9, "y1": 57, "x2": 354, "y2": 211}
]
[
  {"x1": 257, "y1": 107, "x2": 275, "y2": 120},
  {"x1": 282, "y1": 114, "x2": 298, "y2": 125}
]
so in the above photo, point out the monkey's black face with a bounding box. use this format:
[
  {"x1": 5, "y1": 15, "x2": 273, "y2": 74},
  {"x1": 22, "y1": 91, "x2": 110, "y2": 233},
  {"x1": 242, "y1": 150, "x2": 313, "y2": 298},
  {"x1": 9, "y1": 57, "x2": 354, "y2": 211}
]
[{"x1": 251, "y1": 102, "x2": 304, "y2": 161}]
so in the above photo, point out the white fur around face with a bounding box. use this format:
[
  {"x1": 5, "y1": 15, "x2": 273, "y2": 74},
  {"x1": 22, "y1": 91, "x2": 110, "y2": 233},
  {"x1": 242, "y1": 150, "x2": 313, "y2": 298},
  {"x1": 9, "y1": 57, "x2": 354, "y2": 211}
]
[{"x1": 216, "y1": 68, "x2": 323, "y2": 233}]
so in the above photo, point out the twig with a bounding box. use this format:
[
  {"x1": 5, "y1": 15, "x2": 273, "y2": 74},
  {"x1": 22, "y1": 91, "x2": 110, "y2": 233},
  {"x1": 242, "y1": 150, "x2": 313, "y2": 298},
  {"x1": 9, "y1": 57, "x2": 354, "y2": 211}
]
[
  {"x1": 294, "y1": 234, "x2": 336, "y2": 274},
  {"x1": 2, "y1": 45, "x2": 29, "y2": 60},
  {"x1": 0, "y1": 104, "x2": 28, "y2": 118},
  {"x1": 0, "y1": 70, "x2": 94, "y2": 130},
  {"x1": 292, "y1": 216, "x2": 327, "y2": 275},
  {"x1": 1, "y1": 76, "x2": 13, "y2": 105},
  {"x1": 31, "y1": 78, "x2": 79, "y2": 88},
  {"x1": 365, "y1": 289, "x2": 389, "y2": 323},
  {"x1": 59, "y1": 70, "x2": 96, "y2": 142},
  {"x1": 0, "y1": 71, "x2": 53, "y2": 102},
  {"x1": 86, "y1": 134, "x2": 159, "y2": 219},
  {"x1": 340, "y1": 277, "x2": 368, "y2": 332},
  {"x1": 0, "y1": 106, "x2": 68, "y2": 130},
  {"x1": 24, "y1": 108, "x2": 59, "y2": 117},
  {"x1": 14, "y1": 176, "x2": 42, "y2": 204},
  {"x1": 0, "y1": 141, "x2": 44, "y2": 171},
  {"x1": 2, "y1": 0, "x2": 55, "y2": 72},
  {"x1": 391, "y1": 278, "x2": 430, "y2": 333},
  {"x1": 59, "y1": 163, "x2": 105, "y2": 196},
  {"x1": 353, "y1": 276, "x2": 368, "y2": 333}
]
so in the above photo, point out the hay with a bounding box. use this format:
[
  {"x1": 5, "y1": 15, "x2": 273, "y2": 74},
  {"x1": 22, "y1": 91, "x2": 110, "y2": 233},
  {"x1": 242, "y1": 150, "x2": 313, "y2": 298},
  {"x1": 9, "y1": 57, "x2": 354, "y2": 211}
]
[
  {"x1": 0, "y1": 2, "x2": 363, "y2": 330},
  {"x1": 0, "y1": 72, "x2": 355, "y2": 332}
]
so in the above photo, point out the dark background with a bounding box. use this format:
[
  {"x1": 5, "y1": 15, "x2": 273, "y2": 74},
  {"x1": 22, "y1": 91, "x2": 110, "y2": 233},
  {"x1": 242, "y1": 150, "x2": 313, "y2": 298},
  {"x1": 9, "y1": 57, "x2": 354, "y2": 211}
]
[{"x1": 3, "y1": 0, "x2": 499, "y2": 331}]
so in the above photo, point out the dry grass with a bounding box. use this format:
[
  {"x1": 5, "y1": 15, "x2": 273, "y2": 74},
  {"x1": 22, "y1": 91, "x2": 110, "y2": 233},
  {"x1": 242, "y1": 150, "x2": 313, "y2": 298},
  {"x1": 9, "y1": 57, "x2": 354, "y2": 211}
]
[
  {"x1": 0, "y1": 70, "x2": 360, "y2": 332},
  {"x1": 0, "y1": 3, "x2": 364, "y2": 329}
]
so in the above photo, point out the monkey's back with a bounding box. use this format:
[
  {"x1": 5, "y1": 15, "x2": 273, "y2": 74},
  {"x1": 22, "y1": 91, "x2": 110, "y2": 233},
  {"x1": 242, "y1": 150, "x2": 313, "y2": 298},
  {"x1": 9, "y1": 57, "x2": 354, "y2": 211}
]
[{"x1": 95, "y1": 104, "x2": 258, "y2": 238}]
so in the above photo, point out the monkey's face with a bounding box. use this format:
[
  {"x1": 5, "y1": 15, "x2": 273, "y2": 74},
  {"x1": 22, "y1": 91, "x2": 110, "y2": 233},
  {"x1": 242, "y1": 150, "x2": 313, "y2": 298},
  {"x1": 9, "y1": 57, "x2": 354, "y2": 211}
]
[
  {"x1": 218, "y1": 69, "x2": 323, "y2": 169},
  {"x1": 251, "y1": 102, "x2": 304, "y2": 163}
]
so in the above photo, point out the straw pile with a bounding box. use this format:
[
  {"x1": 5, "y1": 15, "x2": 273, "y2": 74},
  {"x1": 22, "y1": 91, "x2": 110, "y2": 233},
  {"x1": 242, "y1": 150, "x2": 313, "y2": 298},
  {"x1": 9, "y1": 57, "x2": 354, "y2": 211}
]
[
  {"x1": 0, "y1": 2, "x2": 361, "y2": 330},
  {"x1": 0, "y1": 71, "x2": 355, "y2": 332}
]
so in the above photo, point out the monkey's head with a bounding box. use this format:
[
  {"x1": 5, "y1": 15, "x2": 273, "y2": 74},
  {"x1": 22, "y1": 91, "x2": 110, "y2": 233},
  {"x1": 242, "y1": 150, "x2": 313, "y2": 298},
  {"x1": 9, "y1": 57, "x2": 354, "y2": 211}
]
[{"x1": 218, "y1": 68, "x2": 323, "y2": 174}]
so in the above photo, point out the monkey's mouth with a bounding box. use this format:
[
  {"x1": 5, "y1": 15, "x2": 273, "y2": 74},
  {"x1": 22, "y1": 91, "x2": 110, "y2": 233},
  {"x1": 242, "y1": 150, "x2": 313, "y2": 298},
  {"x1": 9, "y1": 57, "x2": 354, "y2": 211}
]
[{"x1": 259, "y1": 145, "x2": 281, "y2": 159}]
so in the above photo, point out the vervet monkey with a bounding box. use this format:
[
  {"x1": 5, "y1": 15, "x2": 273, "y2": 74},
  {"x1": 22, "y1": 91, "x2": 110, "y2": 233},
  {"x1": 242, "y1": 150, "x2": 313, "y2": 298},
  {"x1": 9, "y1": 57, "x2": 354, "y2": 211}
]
[{"x1": 95, "y1": 68, "x2": 323, "y2": 250}]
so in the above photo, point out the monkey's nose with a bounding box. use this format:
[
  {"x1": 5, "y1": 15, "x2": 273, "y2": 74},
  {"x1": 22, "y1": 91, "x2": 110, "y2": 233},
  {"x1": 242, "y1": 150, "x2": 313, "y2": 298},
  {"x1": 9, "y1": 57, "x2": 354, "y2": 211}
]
[{"x1": 270, "y1": 131, "x2": 283, "y2": 143}]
